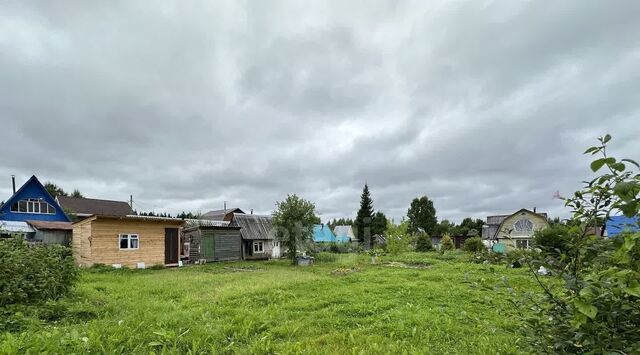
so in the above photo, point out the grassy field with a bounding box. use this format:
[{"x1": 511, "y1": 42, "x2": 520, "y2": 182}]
[{"x1": 0, "y1": 252, "x2": 537, "y2": 354}]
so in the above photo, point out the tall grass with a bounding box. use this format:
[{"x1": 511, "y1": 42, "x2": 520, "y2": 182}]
[{"x1": 0, "y1": 255, "x2": 537, "y2": 354}]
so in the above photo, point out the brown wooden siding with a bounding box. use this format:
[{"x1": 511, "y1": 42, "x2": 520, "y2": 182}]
[{"x1": 72, "y1": 218, "x2": 182, "y2": 267}]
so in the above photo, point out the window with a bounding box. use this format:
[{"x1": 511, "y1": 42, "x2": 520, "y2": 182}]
[
  {"x1": 516, "y1": 239, "x2": 530, "y2": 249},
  {"x1": 10, "y1": 198, "x2": 56, "y2": 214},
  {"x1": 513, "y1": 219, "x2": 534, "y2": 234},
  {"x1": 119, "y1": 234, "x2": 139, "y2": 250},
  {"x1": 253, "y1": 241, "x2": 264, "y2": 253}
]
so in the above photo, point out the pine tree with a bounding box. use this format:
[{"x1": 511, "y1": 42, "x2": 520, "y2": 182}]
[{"x1": 355, "y1": 184, "x2": 374, "y2": 244}]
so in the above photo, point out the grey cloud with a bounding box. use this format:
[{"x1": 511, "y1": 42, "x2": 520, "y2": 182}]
[{"x1": 1, "y1": 1, "x2": 639, "y2": 224}]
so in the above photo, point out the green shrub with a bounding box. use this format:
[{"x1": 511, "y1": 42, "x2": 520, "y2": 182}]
[
  {"x1": 504, "y1": 248, "x2": 538, "y2": 268},
  {"x1": 514, "y1": 135, "x2": 640, "y2": 353},
  {"x1": 440, "y1": 234, "x2": 454, "y2": 252},
  {"x1": 532, "y1": 224, "x2": 572, "y2": 257},
  {"x1": 386, "y1": 232, "x2": 412, "y2": 255},
  {"x1": 415, "y1": 233, "x2": 433, "y2": 252},
  {"x1": 0, "y1": 236, "x2": 78, "y2": 306},
  {"x1": 463, "y1": 237, "x2": 484, "y2": 253}
]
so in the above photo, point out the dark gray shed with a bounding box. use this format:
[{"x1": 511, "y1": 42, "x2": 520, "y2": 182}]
[{"x1": 183, "y1": 220, "x2": 242, "y2": 263}]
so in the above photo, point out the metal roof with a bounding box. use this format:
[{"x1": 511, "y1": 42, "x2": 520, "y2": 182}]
[
  {"x1": 232, "y1": 213, "x2": 274, "y2": 240},
  {"x1": 333, "y1": 225, "x2": 354, "y2": 237},
  {"x1": 57, "y1": 196, "x2": 133, "y2": 216},
  {"x1": 313, "y1": 224, "x2": 337, "y2": 242},
  {"x1": 0, "y1": 221, "x2": 35, "y2": 233}
]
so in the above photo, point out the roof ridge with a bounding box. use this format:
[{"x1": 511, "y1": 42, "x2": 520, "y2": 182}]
[{"x1": 58, "y1": 195, "x2": 129, "y2": 204}]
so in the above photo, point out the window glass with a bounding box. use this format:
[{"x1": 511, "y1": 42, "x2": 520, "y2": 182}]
[
  {"x1": 33, "y1": 203, "x2": 40, "y2": 213},
  {"x1": 514, "y1": 219, "x2": 534, "y2": 233},
  {"x1": 18, "y1": 201, "x2": 27, "y2": 212},
  {"x1": 516, "y1": 239, "x2": 530, "y2": 249},
  {"x1": 120, "y1": 236, "x2": 129, "y2": 249},
  {"x1": 10, "y1": 203, "x2": 18, "y2": 212},
  {"x1": 48, "y1": 204, "x2": 55, "y2": 214},
  {"x1": 130, "y1": 236, "x2": 139, "y2": 249}
]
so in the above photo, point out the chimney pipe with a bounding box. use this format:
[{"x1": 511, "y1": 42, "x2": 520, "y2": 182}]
[
  {"x1": 533, "y1": 207, "x2": 537, "y2": 213},
  {"x1": 224, "y1": 201, "x2": 227, "y2": 212},
  {"x1": 250, "y1": 209, "x2": 253, "y2": 215},
  {"x1": 11, "y1": 175, "x2": 16, "y2": 194}
]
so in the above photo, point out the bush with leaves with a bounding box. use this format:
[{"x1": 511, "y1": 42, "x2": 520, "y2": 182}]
[
  {"x1": 440, "y1": 234, "x2": 454, "y2": 252},
  {"x1": 463, "y1": 237, "x2": 484, "y2": 253},
  {"x1": 0, "y1": 236, "x2": 78, "y2": 307},
  {"x1": 512, "y1": 135, "x2": 640, "y2": 354},
  {"x1": 415, "y1": 232, "x2": 433, "y2": 252},
  {"x1": 386, "y1": 232, "x2": 412, "y2": 255},
  {"x1": 532, "y1": 224, "x2": 572, "y2": 257}
]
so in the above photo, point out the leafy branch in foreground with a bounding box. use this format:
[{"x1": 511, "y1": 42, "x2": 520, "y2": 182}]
[{"x1": 513, "y1": 135, "x2": 640, "y2": 354}]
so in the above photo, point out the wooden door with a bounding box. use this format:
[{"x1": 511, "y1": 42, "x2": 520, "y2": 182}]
[
  {"x1": 164, "y1": 228, "x2": 179, "y2": 264},
  {"x1": 202, "y1": 234, "x2": 215, "y2": 261}
]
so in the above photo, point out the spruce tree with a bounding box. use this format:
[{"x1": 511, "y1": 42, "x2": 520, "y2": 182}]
[{"x1": 355, "y1": 184, "x2": 374, "y2": 245}]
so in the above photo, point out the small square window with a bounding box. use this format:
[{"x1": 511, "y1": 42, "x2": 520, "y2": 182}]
[
  {"x1": 119, "y1": 234, "x2": 139, "y2": 250},
  {"x1": 253, "y1": 241, "x2": 264, "y2": 253}
]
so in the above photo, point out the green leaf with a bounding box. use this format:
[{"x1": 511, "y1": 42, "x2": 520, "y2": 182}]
[
  {"x1": 583, "y1": 146, "x2": 598, "y2": 154},
  {"x1": 590, "y1": 159, "x2": 606, "y2": 172},
  {"x1": 611, "y1": 162, "x2": 625, "y2": 172},
  {"x1": 625, "y1": 281, "x2": 640, "y2": 297},
  {"x1": 603, "y1": 134, "x2": 611, "y2": 143},
  {"x1": 575, "y1": 299, "x2": 597, "y2": 319},
  {"x1": 622, "y1": 158, "x2": 640, "y2": 168}
]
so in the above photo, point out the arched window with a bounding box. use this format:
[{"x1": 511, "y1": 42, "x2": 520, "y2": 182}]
[
  {"x1": 513, "y1": 219, "x2": 534, "y2": 233},
  {"x1": 9, "y1": 198, "x2": 56, "y2": 214}
]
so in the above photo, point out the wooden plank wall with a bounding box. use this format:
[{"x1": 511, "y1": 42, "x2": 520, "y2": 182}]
[
  {"x1": 72, "y1": 222, "x2": 92, "y2": 266},
  {"x1": 73, "y1": 219, "x2": 180, "y2": 268},
  {"x1": 214, "y1": 229, "x2": 242, "y2": 261}
]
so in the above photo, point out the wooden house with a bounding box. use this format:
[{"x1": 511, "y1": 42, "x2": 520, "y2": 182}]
[
  {"x1": 0, "y1": 176, "x2": 71, "y2": 244},
  {"x1": 231, "y1": 213, "x2": 276, "y2": 260},
  {"x1": 482, "y1": 208, "x2": 549, "y2": 251},
  {"x1": 182, "y1": 219, "x2": 242, "y2": 263},
  {"x1": 72, "y1": 215, "x2": 184, "y2": 268}
]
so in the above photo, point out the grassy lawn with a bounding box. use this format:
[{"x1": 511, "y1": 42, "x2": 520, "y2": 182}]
[{"x1": 1, "y1": 253, "x2": 537, "y2": 354}]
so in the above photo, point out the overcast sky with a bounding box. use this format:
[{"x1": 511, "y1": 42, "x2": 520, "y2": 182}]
[{"x1": 1, "y1": 1, "x2": 639, "y2": 223}]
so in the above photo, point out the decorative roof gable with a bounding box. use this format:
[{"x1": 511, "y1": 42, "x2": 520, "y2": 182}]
[{"x1": 0, "y1": 176, "x2": 70, "y2": 222}]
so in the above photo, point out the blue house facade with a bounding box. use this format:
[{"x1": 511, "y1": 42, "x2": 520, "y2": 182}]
[
  {"x1": 606, "y1": 216, "x2": 639, "y2": 237},
  {"x1": 0, "y1": 176, "x2": 70, "y2": 223}
]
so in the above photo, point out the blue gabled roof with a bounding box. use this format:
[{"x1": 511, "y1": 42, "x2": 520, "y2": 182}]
[
  {"x1": 606, "y1": 215, "x2": 639, "y2": 237},
  {"x1": 0, "y1": 175, "x2": 70, "y2": 222},
  {"x1": 313, "y1": 224, "x2": 337, "y2": 242}
]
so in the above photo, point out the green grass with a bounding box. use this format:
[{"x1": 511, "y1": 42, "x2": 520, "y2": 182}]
[{"x1": 0, "y1": 252, "x2": 537, "y2": 354}]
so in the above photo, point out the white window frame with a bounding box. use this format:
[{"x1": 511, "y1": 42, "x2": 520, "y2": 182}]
[
  {"x1": 119, "y1": 234, "x2": 140, "y2": 250},
  {"x1": 253, "y1": 241, "x2": 264, "y2": 254},
  {"x1": 10, "y1": 198, "x2": 56, "y2": 215}
]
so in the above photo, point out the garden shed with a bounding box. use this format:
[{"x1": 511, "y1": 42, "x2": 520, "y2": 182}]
[
  {"x1": 183, "y1": 220, "x2": 242, "y2": 263},
  {"x1": 72, "y1": 215, "x2": 184, "y2": 268}
]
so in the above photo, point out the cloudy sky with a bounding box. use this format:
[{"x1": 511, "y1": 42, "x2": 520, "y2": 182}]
[{"x1": 1, "y1": 1, "x2": 639, "y2": 223}]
